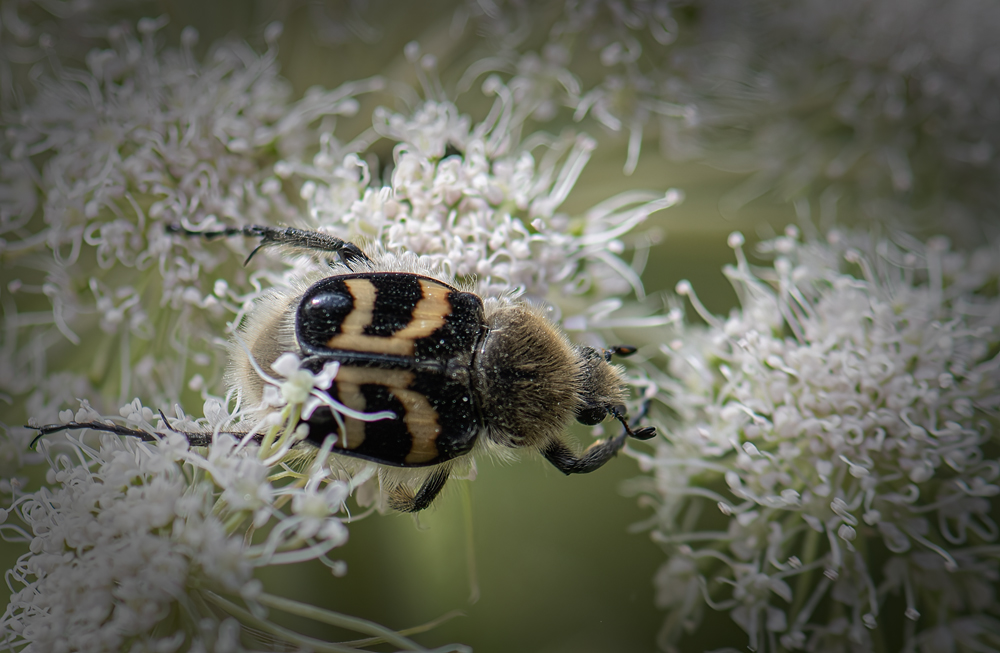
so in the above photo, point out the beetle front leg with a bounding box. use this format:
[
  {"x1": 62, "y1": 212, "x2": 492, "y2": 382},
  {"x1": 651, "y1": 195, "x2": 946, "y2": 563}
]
[
  {"x1": 541, "y1": 405, "x2": 656, "y2": 475},
  {"x1": 541, "y1": 432, "x2": 629, "y2": 475}
]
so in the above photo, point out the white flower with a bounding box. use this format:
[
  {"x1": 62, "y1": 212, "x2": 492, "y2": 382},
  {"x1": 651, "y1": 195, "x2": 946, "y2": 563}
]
[
  {"x1": 2, "y1": 398, "x2": 468, "y2": 652},
  {"x1": 632, "y1": 227, "x2": 1000, "y2": 652},
  {"x1": 268, "y1": 352, "x2": 338, "y2": 414},
  {"x1": 0, "y1": 19, "x2": 379, "y2": 417},
  {"x1": 301, "y1": 81, "x2": 680, "y2": 299},
  {"x1": 2, "y1": 431, "x2": 258, "y2": 652}
]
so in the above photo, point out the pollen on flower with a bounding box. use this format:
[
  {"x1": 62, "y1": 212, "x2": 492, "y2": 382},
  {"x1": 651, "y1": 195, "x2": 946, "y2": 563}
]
[{"x1": 633, "y1": 228, "x2": 1000, "y2": 652}]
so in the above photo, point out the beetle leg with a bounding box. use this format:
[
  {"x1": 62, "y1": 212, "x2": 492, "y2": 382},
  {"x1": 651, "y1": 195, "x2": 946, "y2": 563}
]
[
  {"x1": 388, "y1": 465, "x2": 451, "y2": 513},
  {"x1": 541, "y1": 432, "x2": 629, "y2": 475},
  {"x1": 542, "y1": 405, "x2": 656, "y2": 474},
  {"x1": 167, "y1": 223, "x2": 371, "y2": 268}
]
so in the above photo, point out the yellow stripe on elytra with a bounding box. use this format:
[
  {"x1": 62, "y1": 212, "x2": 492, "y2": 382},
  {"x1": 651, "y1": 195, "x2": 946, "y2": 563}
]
[
  {"x1": 394, "y1": 387, "x2": 441, "y2": 464},
  {"x1": 325, "y1": 278, "x2": 452, "y2": 356},
  {"x1": 393, "y1": 279, "x2": 451, "y2": 340},
  {"x1": 334, "y1": 366, "x2": 440, "y2": 463},
  {"x1": 333, "y1": 381, "x2": 367, "y2": 450},
  {"x1": 337, "y1": 278, "x2": 376, "y2": 335}
]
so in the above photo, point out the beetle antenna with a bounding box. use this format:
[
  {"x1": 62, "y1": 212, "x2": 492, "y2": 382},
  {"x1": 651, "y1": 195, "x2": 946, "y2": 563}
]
[
  {"x1": 27, "y1": 418, "x2": 225, "y2": 448},
  {"x1": 166, "y1": 223, "x2": 372, "y2": 269},
  {"x1": 27, "y1": 421, "x2": 163, "y2": 448}
]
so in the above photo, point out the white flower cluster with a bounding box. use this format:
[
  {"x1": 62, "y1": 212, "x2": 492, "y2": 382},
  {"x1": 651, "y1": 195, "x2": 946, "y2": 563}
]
[
  {"x1": 297, "y1": 81, "x2": 680, "y2": 300},
  {"x1": 0, "y1": 427, "x2": 345, "y2": 652},
  {"x1": 453, "y1": 0, "x2": 1000, "y2": 240},
  {"x1": 0, "y1": 17, "x2": 379, "y2": 416},
  {"x1": 631, "y1": 227, "x2": 1000, "y2": 651},
  {"x1": 1, "y1": 354, "x2": 467, "y2": 652}
]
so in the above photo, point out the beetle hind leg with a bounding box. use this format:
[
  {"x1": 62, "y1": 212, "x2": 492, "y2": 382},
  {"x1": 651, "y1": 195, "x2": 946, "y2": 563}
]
[
  {"x1": 167, "y1": 223, "x2": 371, "y2": 268},
  {"x1": 387, "y1": 465, "x2": 452, "y2": 513}
]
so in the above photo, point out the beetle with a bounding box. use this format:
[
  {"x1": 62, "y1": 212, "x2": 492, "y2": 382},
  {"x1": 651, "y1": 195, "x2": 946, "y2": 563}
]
[{"x1": 29, "y1": 225, "x2": 655, "y2": 512}]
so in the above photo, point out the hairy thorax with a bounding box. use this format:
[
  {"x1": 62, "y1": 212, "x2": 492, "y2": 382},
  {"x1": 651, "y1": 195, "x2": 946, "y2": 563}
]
[{"x1": 472, "y1": 304, "x2": 587, "y2": 449}]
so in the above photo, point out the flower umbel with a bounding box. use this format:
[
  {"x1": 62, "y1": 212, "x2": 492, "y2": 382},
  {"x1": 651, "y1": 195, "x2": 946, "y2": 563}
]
[
  {"x1": 632, "y1": 227, "x2": 1000, "y2": 651},
  {"x1": 2, "y1": 388, "x2": 467, "y2": 652},
  {"x1": 295, "y1": 51, "x2": 680, "y2": 300},
  {"x1": 0, "y1": 18, "x2": 380, "y2": 417}
]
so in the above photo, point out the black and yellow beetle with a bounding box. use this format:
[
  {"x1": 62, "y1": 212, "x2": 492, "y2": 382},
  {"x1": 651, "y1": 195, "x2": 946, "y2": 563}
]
[{"x1": 30, "y1": 225, "x2": 655, "y2": 512}]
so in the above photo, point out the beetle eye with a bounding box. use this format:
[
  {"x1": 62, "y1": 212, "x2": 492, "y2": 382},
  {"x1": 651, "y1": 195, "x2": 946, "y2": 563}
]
[{"x1": 575, "y1": 405, "x2": 607, "y2": 426}]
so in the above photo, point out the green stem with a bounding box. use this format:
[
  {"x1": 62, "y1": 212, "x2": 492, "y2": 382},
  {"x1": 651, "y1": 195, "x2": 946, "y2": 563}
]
[
  {"x1": 340, "y1": 610, "x2": 465, "y2": 648},
  {"x1": 202, "y1": 591, "x2": 390, "y2": 653},
  {"x1": 789, "y1": 526, "x2": 821, "y2": 622},
  {"x1": 460, "y1": 482, "x2": 480, "y2": 605},
  {"x1": 253, "y1": 590, "x2": 436, "y2": 650}
]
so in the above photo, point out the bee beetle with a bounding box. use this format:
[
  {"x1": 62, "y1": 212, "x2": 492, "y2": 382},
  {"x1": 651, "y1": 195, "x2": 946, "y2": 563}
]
[{"x1": 31, "y1": 225, "x2": 655, "y2": 512}]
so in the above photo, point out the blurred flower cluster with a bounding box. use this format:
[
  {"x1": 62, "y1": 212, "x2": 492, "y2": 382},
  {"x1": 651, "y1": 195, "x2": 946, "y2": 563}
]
[
  {"x1": 630, "y1": 227, "x2": 1000, "y2": 651},
  {"x1": 657, "y1": 0, "x2": 1000, "y2": 241},
  {"x1": 454, "y1": 0, "x2": 1000, "y2": 242},
  {"x1": 455, "y1": 0, "x2": 696, "y2": 175}
]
